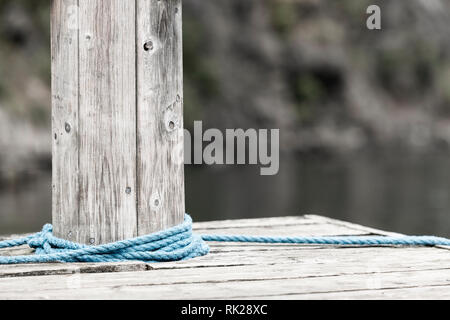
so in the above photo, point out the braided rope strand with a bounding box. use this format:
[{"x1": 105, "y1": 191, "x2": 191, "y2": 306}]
[
  {"x1": 201, "y1": 234, "x2": 450, "y2": 246},
  {"x1": 1, "y1": 214, "x2": 449, "y2": 265}
]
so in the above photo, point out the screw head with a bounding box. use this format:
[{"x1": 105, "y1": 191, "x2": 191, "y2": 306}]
[
  {"x1": 89, "y1": 238, "x2": 95, "y2": 245},
  {"x1": 126, "y1": 187, "x2": 132, "y2": 195},
  {"x1": 65, "y1": 122, "x2": 71, "y2": 133}
]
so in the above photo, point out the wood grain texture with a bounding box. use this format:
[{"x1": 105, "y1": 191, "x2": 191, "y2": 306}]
[
  {"x1": 51, "y1": 0, "x2": 80, "y2": 243},
  {"x1": 1, "y1": 215, "x2": 449, "y2": 299},
  {"x1": 136, "y1": 0, "x2": 185, "y2": 235},
  {"x1": 77, "y1": 0, "x2": 137, "y2": 244},
  {"x1": 51, "y1": 0, "x2": 184, "y2": 244},
  {"x1": 1, "y1": 269, "x2": 449, "y2": 300}
]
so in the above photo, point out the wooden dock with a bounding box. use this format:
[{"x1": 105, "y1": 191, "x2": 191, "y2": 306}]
[{"x1": 1, "y1": 215, "x2": 449, "y2": 300}]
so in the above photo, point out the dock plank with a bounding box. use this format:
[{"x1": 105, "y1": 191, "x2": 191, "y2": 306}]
[{"x1": 0, "y1": 215, "x2": 449, "y2": 299}]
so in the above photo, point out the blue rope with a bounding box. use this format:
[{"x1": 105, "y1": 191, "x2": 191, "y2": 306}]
[{"x1": 1, "y1": 214, "x2": 450, "y2": 265}]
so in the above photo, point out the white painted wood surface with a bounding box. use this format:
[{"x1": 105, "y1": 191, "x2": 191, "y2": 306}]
[
  {"x1": 51, "y1": 0, "x2": 185, "y2": 244},
  {"x1": 1, "y1": 215, "x2": 449, "y2": 299}
]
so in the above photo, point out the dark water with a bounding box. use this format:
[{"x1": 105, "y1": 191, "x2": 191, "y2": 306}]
[{"x1": 1, "y1": 151, "x2": 450, "y2": 237}]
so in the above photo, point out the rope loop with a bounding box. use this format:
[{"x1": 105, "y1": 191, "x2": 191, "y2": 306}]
[{"x1": 0, "y1": 214, "x2": 210, "y2": 265}]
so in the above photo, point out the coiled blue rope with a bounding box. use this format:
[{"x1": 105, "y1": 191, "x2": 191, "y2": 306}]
[{"x1": 1, "y1": 214, "x2": 450, "y2": 265}]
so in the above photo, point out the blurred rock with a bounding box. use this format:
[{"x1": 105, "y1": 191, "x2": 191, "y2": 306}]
[{"x1": 0, "y1": 107, "x2": 50, "y2": 184}]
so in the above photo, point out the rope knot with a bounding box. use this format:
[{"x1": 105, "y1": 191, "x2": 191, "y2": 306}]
[{"x1": 27, "y1": 224, "x2": 53, "y2": 250}]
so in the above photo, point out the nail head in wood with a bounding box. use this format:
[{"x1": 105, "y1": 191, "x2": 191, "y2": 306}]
[{"x1": 143, "y1": 41, "x2": 153, "y2": 51}]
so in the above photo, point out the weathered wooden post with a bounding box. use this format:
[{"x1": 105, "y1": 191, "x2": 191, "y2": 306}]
[{"x1": 51, "y1": 0, "x2": 185, "y2": 244}]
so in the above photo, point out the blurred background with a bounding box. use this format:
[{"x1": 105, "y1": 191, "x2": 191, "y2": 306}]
[{"x1": 2, "y1": 0, "x2": 450, "y2": 237}]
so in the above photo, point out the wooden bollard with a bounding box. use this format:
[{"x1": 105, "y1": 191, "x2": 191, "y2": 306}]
[{"x1": 51, "y1": 0, "x2": 185, "y2": 244}]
